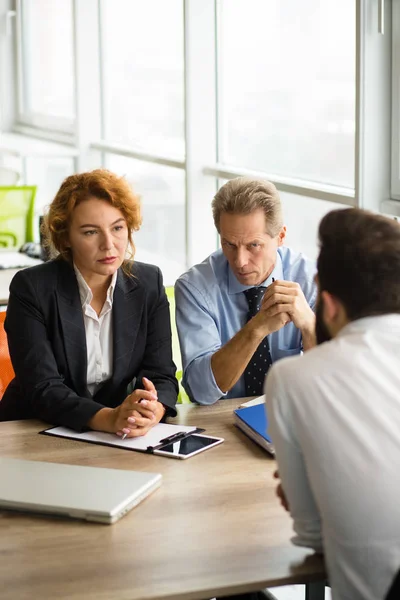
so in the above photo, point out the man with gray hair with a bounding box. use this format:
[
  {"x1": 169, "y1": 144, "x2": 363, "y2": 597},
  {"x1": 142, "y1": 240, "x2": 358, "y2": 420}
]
[{"x1": 175, "y1": 177, "x2": 317, "y2": 405}]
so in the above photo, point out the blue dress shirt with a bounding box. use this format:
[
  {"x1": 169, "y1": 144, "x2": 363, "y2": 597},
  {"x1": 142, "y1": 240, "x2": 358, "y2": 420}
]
[{"x1": 175, "y1": 246, "x2": 317, "y2": 405}]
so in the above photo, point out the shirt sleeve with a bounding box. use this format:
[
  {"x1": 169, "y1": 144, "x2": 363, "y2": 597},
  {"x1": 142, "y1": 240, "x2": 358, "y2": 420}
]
[
  {"x1": 175, "y1": 277, "x2": 227, "y2": 405},
  {"x1": 265, "y1": 365, "x2": 323, "y2": 552},
  {"x1": 302, "y1": 258, "x2": 318, "y2": 312}
]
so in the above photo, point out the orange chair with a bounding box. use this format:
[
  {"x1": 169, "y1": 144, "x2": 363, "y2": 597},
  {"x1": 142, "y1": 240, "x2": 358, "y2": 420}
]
[{"x1": 0, "y1": 311, "x2": 15, "y2": 398}]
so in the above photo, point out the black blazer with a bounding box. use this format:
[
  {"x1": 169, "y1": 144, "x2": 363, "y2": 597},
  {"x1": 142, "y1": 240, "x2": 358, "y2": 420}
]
[{"x1": 0, "y1": 259, "x2": 178, "y2": 431}]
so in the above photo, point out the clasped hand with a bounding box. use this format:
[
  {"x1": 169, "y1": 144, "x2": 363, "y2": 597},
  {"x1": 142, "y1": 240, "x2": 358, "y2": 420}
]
[
  {"x1": 257, "y1": 280, "x2": 314, "y2": 334},
  {"x1": 113, "y1": 377, "x2": 166, "y2": 438}
]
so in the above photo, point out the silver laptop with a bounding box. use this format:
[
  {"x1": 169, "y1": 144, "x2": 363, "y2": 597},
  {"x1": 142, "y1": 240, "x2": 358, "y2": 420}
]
[{"x1": 0, "y1": 457, "x2": 162, "y2": 524}]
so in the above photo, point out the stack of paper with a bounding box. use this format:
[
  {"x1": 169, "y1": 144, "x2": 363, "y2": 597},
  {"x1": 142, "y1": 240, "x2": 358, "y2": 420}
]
[
  {"x1": 233, "y1": 402, "x2": 275, "y2": 455},
  {"x1": 0, "y1": 251, "x2": 42, "y2": 269}
]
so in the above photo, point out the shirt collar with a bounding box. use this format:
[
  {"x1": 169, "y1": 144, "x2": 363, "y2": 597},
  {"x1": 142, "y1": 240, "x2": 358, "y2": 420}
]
[
  {"x1": 336, "y1": 314, "x2": 400, "y2": 338},
  {"x1": 227, "y1": 251, "x2": 284, "y2": 295},
  {"x1": 73, "y1": 265, "x2": 118, "y2": 308}
]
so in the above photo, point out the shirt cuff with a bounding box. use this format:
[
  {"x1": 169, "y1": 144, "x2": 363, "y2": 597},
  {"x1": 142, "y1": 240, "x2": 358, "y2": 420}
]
[{"x1": 184, "y1": 353, "x2": 228, "y2": 405}]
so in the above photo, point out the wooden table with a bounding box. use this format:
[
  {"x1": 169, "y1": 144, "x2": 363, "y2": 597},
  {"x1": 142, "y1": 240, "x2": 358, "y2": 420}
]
[{"x1": 0, "y1": 400, "x2": 326, "y2": 600}]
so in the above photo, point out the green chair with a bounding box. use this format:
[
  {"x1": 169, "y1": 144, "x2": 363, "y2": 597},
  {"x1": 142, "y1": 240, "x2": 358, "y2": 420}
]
[
  {"x1": 165, "y1": 286, "x2": 191, "y2": 404},
  {"x1": 0, "y1": 186, "x2": 37, "y2": 248}
]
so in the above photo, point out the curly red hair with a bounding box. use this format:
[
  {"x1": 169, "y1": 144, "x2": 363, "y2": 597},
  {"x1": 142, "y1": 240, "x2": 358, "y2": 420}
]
[{"x1": 42, "y1": 169, "x2": 142, "y2": 272}]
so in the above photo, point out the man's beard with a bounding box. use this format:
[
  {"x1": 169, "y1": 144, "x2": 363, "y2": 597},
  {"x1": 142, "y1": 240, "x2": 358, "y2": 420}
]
[{"x1": 315, "y1": 298, "x2": 332, "y2": 345}]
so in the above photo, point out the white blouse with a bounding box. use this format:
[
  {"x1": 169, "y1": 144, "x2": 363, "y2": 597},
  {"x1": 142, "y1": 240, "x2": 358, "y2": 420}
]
[{"x1": 74, "y1": 266, "x2": 118, "y2": 396}]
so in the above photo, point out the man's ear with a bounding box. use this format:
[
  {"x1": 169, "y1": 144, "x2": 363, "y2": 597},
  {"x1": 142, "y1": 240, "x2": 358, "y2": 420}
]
[
  {"x1": 321, "y1": 290, "x2": 341, "y2": 323},
  {"x1": 277, "y1": 226, "x2": 286, "y2": 247}
]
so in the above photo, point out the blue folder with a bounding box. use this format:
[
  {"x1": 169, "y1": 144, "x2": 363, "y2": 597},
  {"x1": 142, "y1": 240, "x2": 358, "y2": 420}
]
[{"x1": 233, "y1": 403, "x2": 275, "y2": 455}]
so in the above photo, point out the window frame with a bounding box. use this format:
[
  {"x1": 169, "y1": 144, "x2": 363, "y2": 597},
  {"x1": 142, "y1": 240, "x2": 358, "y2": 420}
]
[
  {"x1": 2, "y1": 0, "x2": 396, "y2": 275},
  {"x1": 391, "y1": 0, "x2": 400, "y2": 206},
  {"x1": 212, "y1": 0, "x2": 358, "y2": 201},
  {"x1": 204, "y1": 0, "x2": 393, "y2": 216},
  {"x1": 13, "y1": 0, "x2": 76, "y2": 139}
]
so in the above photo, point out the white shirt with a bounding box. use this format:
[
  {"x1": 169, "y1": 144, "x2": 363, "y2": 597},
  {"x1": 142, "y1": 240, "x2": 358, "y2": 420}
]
[
  {"x1": 265, "y1": 315, "x2": 400, "y2": 600},
  {"x1": 74, "y1": 266, "x2": 118, "y2": 396}
]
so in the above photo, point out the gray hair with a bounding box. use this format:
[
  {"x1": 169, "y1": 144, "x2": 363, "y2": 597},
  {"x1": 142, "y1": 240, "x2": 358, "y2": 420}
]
[{"x1": 212, "y1": 177, "x2": 283, "y2": 237}]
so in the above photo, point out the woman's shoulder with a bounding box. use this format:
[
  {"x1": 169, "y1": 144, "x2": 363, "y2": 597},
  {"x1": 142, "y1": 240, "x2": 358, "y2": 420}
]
[
  {"x1": 130, "y1": 260, "x2": 161, "y2": 279},
  {"x1": 119, "y1": 261, "x2": 163, "y2": 297},
  {"x1": 10, "y1": 258, "x2": 73, "y2": 289}
]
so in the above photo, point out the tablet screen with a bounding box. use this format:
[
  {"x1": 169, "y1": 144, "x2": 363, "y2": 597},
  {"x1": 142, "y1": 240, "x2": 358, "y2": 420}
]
[{"x1": 158, "y1": 434, "x2": 222, "y2": 456}]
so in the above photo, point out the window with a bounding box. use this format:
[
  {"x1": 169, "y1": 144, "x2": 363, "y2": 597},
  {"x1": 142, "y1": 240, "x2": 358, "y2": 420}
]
[
  {"x1": 100, "y1": 0, "x2": 185, "y2": 157},
  {"x1": 97, "y1": 0, "x2": 186, "y2": 283},
  {"x1": 392, "y1": 0, "x2": 400, "y2": 202},
  {"x1": 16, "y1": 0, "x2": 75, "y2": 133},
  {"x1": 105, "y1": 154, "x2": 186, "y2": 284},
  {"x1": 217, "y1": 0, "x2": 356, "y2": 189},
  {"x1": 2, "y1": 0, "x2": 394, "y2": 275}
]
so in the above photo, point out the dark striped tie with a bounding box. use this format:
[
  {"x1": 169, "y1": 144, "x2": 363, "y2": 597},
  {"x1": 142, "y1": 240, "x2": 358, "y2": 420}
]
[{"x1": 243, "y1": 287, "x2": 272, "y2": 396}]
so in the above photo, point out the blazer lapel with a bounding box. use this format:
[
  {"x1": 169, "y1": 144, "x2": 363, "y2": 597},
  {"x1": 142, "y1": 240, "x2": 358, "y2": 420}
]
[
  {"x1": 111, "y1": 269, "x2": 145, "y2": 386},
  {"x1": 56, "y1": 261, "x2": 88, "y2": 397}
]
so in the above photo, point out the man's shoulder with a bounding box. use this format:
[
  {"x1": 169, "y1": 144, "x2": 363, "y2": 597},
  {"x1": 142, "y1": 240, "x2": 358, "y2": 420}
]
[
  {"x1": 279, "y1": 246, "x2": 316, "y2": 279},
  {"x1": 269, "y1": 340, "x2": 335, "y2": 390},
  {"x1": 176, "y1": 249, "x2": 227, "y2": 291}
]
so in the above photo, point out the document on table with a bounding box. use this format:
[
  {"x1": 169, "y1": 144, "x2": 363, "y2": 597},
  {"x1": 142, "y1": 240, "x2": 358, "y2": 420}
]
[
  {"x1": 41, "y1": 422, "x2": 198, "y2": 453},
  {"x1": 238, "y1": 395, "x2": 265, "y2": 408}
]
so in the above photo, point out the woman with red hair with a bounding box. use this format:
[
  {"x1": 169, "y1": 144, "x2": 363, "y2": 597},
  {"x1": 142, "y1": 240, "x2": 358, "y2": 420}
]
[{"x1": 0, "y1": 169, "x2": 178, "y2": 435}]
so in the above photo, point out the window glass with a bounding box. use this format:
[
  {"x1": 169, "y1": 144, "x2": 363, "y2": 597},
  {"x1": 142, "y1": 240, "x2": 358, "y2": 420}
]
[
  {"x1": 106, "y1": 155, "x2": 186, "y2": 284},
  {"x1": 218, "y1": 0, "x2": 356, "y2": 188},
  {"x1": 100, "y1": 0, "x2": 185, "y2": 157},
  {"x1": 20, "y1": 0, "x2": 75, "y2": 121}
]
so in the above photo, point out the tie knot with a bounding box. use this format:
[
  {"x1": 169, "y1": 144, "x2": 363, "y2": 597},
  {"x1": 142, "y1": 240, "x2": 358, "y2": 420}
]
[{"x1": 244, "y1": 286, "x2": 266, "y2": 317}]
